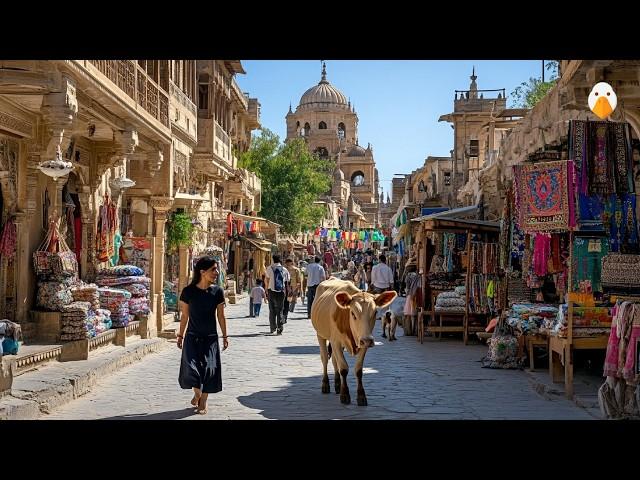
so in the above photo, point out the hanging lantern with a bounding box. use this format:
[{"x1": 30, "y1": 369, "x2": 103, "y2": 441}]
[
  {"x1": 38, "y1": 145, "x2": 73, "y2": 181},
  {"x1": 109, "y1": 156, "x2": 136, "y2": 192}
]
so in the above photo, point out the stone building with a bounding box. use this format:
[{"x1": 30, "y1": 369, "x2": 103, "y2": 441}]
[{"x1": 285, "y1": 63, "x2": 380, "y2": 228}]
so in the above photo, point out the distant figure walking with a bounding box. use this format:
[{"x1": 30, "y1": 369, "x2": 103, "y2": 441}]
[
  {"x1": 265, "y1": 254, "x2": 290, "y2": 335},
  {"x1": 305, "y1": 256, "x2": 327, "y2": 318}
]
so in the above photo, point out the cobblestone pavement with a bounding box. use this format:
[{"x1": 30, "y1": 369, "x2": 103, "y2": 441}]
[{"x1": 44, "y1": 297, "x2": 593, "y2": 420}]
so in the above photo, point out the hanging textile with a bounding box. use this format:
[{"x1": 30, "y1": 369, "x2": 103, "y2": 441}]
[
  {"x1": 110, "y1": 231, "x2": 122, "y2": 266},
  {"x1": 588, "y1": 122, "x2": 615, "y2": 195},
  {"x1": 572, "y1": 237, "x2": 609, "y2": 293},
  {"x1": 533, "y1": 233, "x2": 551, "y2": 277},
  {"x1": 0, "y1": 216, "x2": 17, "y2": 259},
  {"x1": 610, "y1": 122, "x2": 634, "y2": 194},
  {"x1": 607, "y1": 194, "x2": 639, "y2": 253},
  {"x1": 514, "y1": 160, "x2": 575, "y2": 233}
]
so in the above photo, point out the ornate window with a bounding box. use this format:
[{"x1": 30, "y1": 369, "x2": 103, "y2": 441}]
[
  {"x1": 319, "y1": 121, "x2": 327, "y2": 129},
  {"x1": 304, "y1": 122, "x2": 311, "y2": 136},
  {"x1": 338, "y1": 122, "x2": 346, "y2": 139},
  {"x1": 351, "y1": 171, "x2": 365, "y2": 187},
  {"x1": 315, "y1": 147, "x2": 329, "y2": 159}
]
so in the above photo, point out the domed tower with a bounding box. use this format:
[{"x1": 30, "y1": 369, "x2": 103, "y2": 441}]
[{"x1": 286, "y1": 62, "x2": 379, "y2": 227}]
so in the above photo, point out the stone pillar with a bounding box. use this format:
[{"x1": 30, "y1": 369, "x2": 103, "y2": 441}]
[
  {"x1": 178, "y1": 244, "x2": 190, "y2": 295},
  {"x1": 13, "y1": 211, "x2": 30, "y2": 323},
  {"x1": 149, "y1": 196, "x2": 173, "y2": 332}
]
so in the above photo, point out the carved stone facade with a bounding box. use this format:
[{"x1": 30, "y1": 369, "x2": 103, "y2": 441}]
[{"x1": 285, "y1": 63, "x2": 380, "y2": 227}]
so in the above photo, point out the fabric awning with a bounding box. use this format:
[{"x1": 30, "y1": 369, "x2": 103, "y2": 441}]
[{"x1": 223, "y1": 210, "x2": 267, "y2": 222}]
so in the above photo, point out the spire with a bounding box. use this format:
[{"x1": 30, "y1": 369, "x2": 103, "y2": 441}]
[
  {"x1": 288, "y1": 102, "x2": 292, "y2": 114},
  {"x1": 469, "y1": 66, "x2": 478, "y2": 99},
  {"x1": 320, "y1": 61, "x2": 328, "y2": 84}
]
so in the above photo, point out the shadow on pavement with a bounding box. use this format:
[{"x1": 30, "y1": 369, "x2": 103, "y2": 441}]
[
  {"x1": 277, "y1": 345, "x2": 319, "y2": 355},
  {"x1": 229, "y1": 333, "x2": 271, "y2": 338},
  {"x1": 98, "y1": 407, "x2": 199, "y2": 420}
]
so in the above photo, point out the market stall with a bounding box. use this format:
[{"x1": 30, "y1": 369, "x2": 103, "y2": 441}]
[{"x1": 413, "y1": 216, "x2": 501, "y2": 345}]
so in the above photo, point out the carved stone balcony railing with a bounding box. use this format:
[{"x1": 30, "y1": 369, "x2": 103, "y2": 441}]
[
  {"x1": 88, "y1": 60, "x2": 169, "y2": 128},
  {"x1": 169, "y1": 80, "x2": 197, "y2": 116},
  {"x1": 231, "y1": 77, "x2": 248, "y2": 111}
]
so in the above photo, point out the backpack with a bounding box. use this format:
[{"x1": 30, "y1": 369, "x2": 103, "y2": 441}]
[{"x1": 272, "y1": 265, "x2": 286, "y2": 292}]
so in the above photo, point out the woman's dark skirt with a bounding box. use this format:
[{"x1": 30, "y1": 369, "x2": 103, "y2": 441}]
[{"x1": 178, "y1": 331, "x2": 222, "y2": 393}]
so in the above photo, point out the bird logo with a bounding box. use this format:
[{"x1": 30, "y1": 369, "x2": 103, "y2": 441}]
[{"x1": 588, "y1": 82, "x2": 617, "y2": 119}]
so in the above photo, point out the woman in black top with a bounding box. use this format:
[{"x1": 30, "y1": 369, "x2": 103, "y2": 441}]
[{"x1": 177, "y1": 256, "x2": 228, "y2": 414}]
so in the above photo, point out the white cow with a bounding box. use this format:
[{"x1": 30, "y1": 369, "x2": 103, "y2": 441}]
[{"x1": 381, "y1": 295, "x2": 406, "y2": 341}]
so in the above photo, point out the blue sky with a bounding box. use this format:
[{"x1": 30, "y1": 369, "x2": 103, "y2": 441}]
[{"x1": 236, "y1": 60, "x2": 545, "y2": 198}]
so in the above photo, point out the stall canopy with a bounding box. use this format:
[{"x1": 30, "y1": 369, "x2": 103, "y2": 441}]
[
  {"x1": 243, "y1": 237, "x2": 275, "y2": 252},
  {"x1": 411, "y1": 204, "x2": 479, "y2": 224},
  {"x1": 415, "y1": 216, "x2": 499, "y2": 234}
]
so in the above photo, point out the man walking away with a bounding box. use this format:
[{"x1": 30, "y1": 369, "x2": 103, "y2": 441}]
[
  {"x1": 305, "y1": 255, "x2": 326, "y2": 319},
  {"x1": 285, "y1": 258, "x2": 302, "y2": 314},
  {"x1": 265, "y1": 254, "x2": 290, "y2": 335},
  {"x1": 371, "y1": 254, "x2": 394, "y2": 293},
  {"x1": 371, "y1": 254, "x2": 395, "y2": 319}
]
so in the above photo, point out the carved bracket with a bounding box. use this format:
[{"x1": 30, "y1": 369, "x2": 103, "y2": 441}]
[
  {"x1": 41, "y1": 76, "x2": 78, "y2": 158},
  {"x1": 150, "y1": 196, "x2": 174, "y2": 222}
]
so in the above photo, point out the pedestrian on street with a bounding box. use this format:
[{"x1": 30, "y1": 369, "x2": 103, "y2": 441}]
[
  {"x1": 305, "y1": 255, "x2": 326, "y2": 318},
  {"x1": 285, "y1": 258, "x2": 302, "y2": 314},
  {"x1": 370, "y1": 254, "x2": 394, "y2": 294},
  {"x1": 177, "y1": 256, "x2": 228, "y2": 415},
  {"x1": 265, "y1": 254, "x2": 290, "y2": 335},
  {"x1": 250, "y1": 279, "x2": 267, "y2": 317}
]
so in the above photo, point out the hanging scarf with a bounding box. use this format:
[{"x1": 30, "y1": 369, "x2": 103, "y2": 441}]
[
  {"x1": 533, "y1": 233, "x2": 551, "y2": 277},
  {"x1": 610, "y1": 121, "x2": 634, "y2": 194},
  {"x1": 588, "y1": 121, "x2": 615, "y2": 195},
  {"x1": 0, "y1": 216, "x2": 17, "y2": 259}
]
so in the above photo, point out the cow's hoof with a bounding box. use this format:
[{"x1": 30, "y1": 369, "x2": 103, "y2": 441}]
[
  {"x1": 357, "y1": 396, "x2": 368, "y2": 406},
  {"x1": 322, "y1": 382, "x2": 330, "y2": 394},
  {"x1": 340, "y1": 394, "x2": 351, "y2": 404},
  {"x1": 381, "y1": 333, "x2": 387, "y2": 338}
]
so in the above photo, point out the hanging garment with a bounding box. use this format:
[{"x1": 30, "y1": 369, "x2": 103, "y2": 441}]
[
  {"x1": 74, "y1": 216, "x2": 82, "y2": 267},
  {"x1": 533, "y1": 234, "x2": 551, "y2": 277},
  {"x1": 110, "y1": 231, "x2": 122, "y2": 266},
  {"x1": 588, "y1": 122, "x2": 615, "y2": 195}
]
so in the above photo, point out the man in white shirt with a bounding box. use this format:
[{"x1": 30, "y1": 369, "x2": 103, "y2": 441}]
[
  {"x1": 265, "y1": 254, "x2": 291, "y2": 335},
  {"x1": 305, "y1": 256, "x2": 326, "y2": 319},
  {"x1": 370, "y1": 254, "x2": 394, "y2": 294}
]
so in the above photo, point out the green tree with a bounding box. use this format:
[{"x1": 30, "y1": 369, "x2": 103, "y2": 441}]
[
  {"x1": 239, "y1": 128, "x2": 333, "y2": 234},
  {"x1": 510, "y1": 61, "x2": 559, "y2": 109}
]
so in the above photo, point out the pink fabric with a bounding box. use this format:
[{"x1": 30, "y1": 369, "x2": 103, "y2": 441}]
[
  {"x1": 623, "y1": 306, "x2": 640, "y2": 382},
  {"x1": 533, "y1": 234, "x2": 551, "y2": 276},
  {"x1": 567, "y1": 160, "x2": 577, "y2": 228},
  {"x1": 604, "y1": 323, "x2": 620, "y2": 377}
]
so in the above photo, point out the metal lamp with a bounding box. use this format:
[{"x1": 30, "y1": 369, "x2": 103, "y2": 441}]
[{"x1": 38, "y1": 145, "x2": 74, "y2": 181}]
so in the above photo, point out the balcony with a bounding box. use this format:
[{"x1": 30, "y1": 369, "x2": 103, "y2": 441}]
[
  {"x1": 231, "y1": 77, "x2": 248, "y2": 111},
  {"x1": 169, "y1": 80, "x2": 196, "y2": 116},
  {"x1": 88, "y1": 60, "x2": 169, "y2": 128},
  {"x1": 247, "y1": 98, "x2": 261, "y2": 129}
]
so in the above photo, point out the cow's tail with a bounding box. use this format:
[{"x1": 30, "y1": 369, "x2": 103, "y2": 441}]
[{"x1": 327, "y1": 342, "x2": 333, "y2": 359}]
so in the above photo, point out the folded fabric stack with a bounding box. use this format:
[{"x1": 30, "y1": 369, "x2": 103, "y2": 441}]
[
  {"x1": 97, "y1": 288, "x2": 131, "y2": 328},
  {"x1": 70, "y1": 283, "x2": 100, "y2": 311},
  {"x1": 95, "y1": 308, "x2": 112, "y2": 330},
  {"x1": 37, "y1": 281, "x2": 74, "y2": 311},
  {"x1": 96, "y1": 265, "x2": 151, "y2": 323},
  {"x1": 554, "y1": 304, "x2": 612, "y2": 337},
  {"x1": 60, "y1": 301, "x2": 92, "y2": 341},
  {"x1": 507, "y1": 303, "x2": 559, "y2": 335},
  {"x1": 435, "y1": 290, "x2": 466, "y2": 313},
  {"x1": 454, "y1": 286, "x2": 466, "y2": 296}
]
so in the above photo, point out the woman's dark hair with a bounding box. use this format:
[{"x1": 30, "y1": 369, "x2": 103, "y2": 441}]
[{"x1": 190, "y1": 256, "x2": 218, "y2": 286}]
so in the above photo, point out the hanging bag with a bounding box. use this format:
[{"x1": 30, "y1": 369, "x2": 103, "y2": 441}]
[{"x1": 33, "y1": 221, "x2": 55, "y2": 276}]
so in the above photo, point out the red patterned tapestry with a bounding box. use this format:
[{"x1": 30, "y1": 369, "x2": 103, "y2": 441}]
[{"x1": 514, "y1": 160, "x2": 574, "y2": 233}]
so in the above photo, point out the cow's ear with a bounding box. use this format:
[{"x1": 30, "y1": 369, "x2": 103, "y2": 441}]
[
  {"x1": 374, "y1": 290, "x2": 397, "y2": 308},
  {"x1": 334, "y1": 292, "x2": 352, "y2": 309}
]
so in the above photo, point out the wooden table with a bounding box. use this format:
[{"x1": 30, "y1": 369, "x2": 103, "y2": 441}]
[
  {"x1": 524, "y1": 334, "x2": 549, "y2": 372},
  {"x1": 548, "y1": 334, "x2": 609, "y2": 399}
]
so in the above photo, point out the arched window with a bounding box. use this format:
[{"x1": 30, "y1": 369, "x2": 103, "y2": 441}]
[
  {"x1": 338, "y1": 122, "x2": 346, "y2": 139},
  {"x1": 318, "y1": 121, "x2": 327, "y2": 129},
  {"x1": 315, "y1": 147, "x2": 329, "y2": 159},
  {"x1": 351, "y1": 171, "x2": 365, "y2": 187},
  {"x1": 304, "y1": 122, "x2": 311, "y2": 136}
]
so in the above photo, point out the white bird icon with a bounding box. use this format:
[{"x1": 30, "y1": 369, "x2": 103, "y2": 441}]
[{"x1": 588, "y1": 82, "x2": 617, "y2": 120}]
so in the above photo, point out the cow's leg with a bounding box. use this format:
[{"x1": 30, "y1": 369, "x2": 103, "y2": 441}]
[
  {"x1": 332, "y1": 344, "x2": 350, "y2": 404},
  {"x1": 318, "y1": 335, "x2": 330, "y2": 394},
  {"x1": 381, "y1": 313, "x2": 388, "y2": 338},
  {"x1": 330, "y1": 343, "x2": 340, "y2": 394},
  {"x1": 355, "y1": 347, "x2": 368, "y2": 406}
]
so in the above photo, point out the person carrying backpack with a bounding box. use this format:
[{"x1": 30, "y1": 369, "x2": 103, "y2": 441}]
[{"x1": 265, "y1": 254, "x2": 290, "y2": 335}]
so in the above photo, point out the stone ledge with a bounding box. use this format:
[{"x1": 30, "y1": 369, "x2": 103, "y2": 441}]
[{"x1": 0, "y1": 337, "x2": 168, "y2": 420}]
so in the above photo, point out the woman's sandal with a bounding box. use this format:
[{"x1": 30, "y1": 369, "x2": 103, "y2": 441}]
[{"x1": 196, "y1": 397, "x2": 208, "y2": 415}]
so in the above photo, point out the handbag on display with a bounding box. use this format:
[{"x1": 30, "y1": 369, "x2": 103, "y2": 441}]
[{"x1": 33, "y1": 217, "x2": 78, "y2": 277}]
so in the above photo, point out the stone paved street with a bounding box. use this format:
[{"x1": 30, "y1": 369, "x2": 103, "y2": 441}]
[{"x1": 44, "y1": 297, "x2": 594, "y2": 420}]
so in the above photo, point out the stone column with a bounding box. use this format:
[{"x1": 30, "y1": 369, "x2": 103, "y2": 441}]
[
  {"x1": 13, "y1": 211, "x2": 30, "y2": 323},
  {"x1": 149, "y1": 196, "x2": 173, "y2": 332}
]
